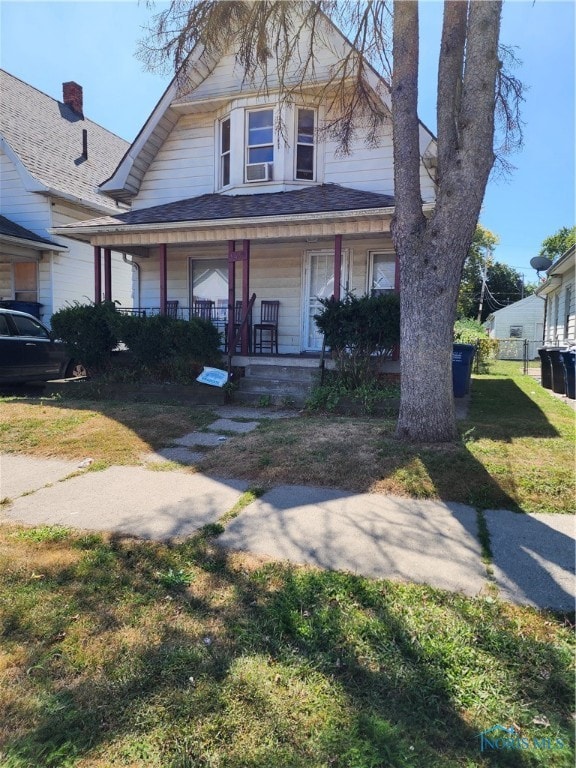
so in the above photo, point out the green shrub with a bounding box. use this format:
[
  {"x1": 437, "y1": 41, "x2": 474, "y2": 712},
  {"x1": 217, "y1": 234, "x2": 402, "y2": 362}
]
[
  {"x1": 314, "y1": 292, "x2": 400, "y2": 387},
  {"x1": 51, "y1": 301, "x2": 119, "y2": 374},
  {"x1": 453, "y1": 318, "x2": 498, "y2": 372},
  {"x1": 115, "y1": 314, "x2": 221, "y2": 369},
  {"x1": 51, "y1": 303, "x2": 222, "y2": 381}
]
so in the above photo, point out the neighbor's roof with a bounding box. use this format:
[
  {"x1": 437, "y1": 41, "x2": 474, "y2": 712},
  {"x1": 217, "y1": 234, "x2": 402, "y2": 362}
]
[
  {"x1": 0, "y1": 214, "x2": 65, "y2": 250},
  {"x1": 54, "y1": 184, "x2": 396, "y2": 232},
  {"x1": 0, "y1": 69, "x2": 129, "y2": 213}
]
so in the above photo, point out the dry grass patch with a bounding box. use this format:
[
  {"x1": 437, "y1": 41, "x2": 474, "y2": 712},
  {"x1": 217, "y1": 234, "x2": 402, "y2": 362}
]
[{"x1": 0, "y1": 397, "x2": 215, "y2": 465}]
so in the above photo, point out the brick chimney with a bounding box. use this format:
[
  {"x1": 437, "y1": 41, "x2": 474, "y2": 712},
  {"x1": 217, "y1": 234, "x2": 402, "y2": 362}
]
[{"x1": 62, "y1": 81, "x2": 83, "y2": 117}]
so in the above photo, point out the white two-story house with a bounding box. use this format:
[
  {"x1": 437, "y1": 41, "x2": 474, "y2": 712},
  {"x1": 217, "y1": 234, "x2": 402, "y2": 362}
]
[
  {"x1": 53, "y1": 15, "x2": 437, "y2": 361},
  {"x1": 0, "y1": 71, "x2": 132, "y2": 325}
]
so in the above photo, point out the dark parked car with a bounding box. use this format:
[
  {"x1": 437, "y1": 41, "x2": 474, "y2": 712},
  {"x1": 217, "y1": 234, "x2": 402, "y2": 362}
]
[{"x1": 0, "y1": 308, "x2": 85, "y2": 384}]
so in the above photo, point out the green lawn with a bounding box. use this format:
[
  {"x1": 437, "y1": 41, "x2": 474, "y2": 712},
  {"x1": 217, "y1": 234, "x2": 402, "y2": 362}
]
[
  {"x1": 0, "y1": 365, "x2": 574, "y2": 767},
  {"x1": 0, "y1": 525, "x2": 573, "y2": 768}
]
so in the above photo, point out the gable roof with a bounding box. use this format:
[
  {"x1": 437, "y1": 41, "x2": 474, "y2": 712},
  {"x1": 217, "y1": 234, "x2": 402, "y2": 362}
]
[
  {"x1": 100, "y1": 12, "x2": 436, "y2": 204},
  {"x1": 53, "y1": 184, "x2": 396, "y2": 234},
  {"x1": 0, "y1": 214, "x2": 66, "y2": 251},
  {"x1": 485, "y1": 293, "x2": 544, "y2": 321},
  {"x1": 0, "y1": 69, "x2": 129, "y2": 213}
]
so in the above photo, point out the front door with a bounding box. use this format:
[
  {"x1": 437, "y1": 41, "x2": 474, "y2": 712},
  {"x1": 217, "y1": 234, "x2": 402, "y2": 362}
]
[{"x1": 302, "y1": 249, "x2": 348, "y2": 351}]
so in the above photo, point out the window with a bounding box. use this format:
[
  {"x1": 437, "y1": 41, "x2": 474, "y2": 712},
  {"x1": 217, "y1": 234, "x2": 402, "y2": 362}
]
[
  {"x1": 296, "y1": 108, "x2": 315, "y2": 180},
  {"x1": 13, "y1": 262, "x2": 37, "y2": 302},
  {"x1": 565, "y1": 285, "x2": 572, "y2": 339},
  {"x1": 220, "y1": 117, "x2": 231, "y2": 187},
  {"x1": 369, "y1": 252, "x2": 396, "y2": 294},
  {"x1": 246, "y1": 109, "x2": 274, "y2": 179},
  {"x1": 10, "y1": 314, "x2": 49, "y2": 338},
  {"x1": 509, "y1": 326, "x2": 523, "y2": 338},
  {"x1": 553, "y1": 295, "x2": 560, "y2": 339}
]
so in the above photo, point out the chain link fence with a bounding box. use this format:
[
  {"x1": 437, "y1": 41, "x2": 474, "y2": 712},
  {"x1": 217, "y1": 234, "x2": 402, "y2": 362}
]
[{"x1": 496, "y1": 338, "x2": 539, "y2": 374}]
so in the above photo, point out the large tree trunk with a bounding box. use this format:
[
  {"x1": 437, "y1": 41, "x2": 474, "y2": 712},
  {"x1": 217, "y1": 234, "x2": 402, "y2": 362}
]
[{"x1": 392, "y1": 0, "x2": 502, "y2": 442}]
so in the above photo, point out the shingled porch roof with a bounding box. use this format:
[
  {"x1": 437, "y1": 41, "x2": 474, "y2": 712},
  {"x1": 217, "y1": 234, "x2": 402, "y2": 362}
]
[{"x1": 53, "y1": 184, "x2": 396, "y2": 234}]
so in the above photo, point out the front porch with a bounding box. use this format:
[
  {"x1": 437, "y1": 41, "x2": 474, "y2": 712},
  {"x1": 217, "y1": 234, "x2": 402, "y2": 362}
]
[{"x1": 53, "y1": 184, "x2": 405, "y2": 358}]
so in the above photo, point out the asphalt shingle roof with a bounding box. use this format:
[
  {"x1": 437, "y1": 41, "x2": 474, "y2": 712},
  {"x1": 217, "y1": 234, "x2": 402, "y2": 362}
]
[
  {"x1": 61, "y1": 184, "x2": 396, "y2": 230},
  {"x1": 0, "y1": 214, "x2": 62, "y2": 247},
  {"x1": 0, "y1": 70, "x2": 129, "y2": 212}
]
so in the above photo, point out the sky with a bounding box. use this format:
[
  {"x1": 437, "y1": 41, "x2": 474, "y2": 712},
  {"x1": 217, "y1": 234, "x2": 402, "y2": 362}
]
[{"x1": 1, "y1": 0, "x2": 574, "y2": 284}]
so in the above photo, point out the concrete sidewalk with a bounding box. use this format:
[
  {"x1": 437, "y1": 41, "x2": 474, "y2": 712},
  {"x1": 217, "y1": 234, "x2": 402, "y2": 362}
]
[{"x1": 1, "y1": 452, "x2": 574, "y2": 611}]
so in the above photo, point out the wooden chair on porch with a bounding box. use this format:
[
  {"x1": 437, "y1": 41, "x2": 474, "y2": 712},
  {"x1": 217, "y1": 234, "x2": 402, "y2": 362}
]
[
  {"x1": 166, "y1": 300, "x2": 179, "y2": 319},
  {"x1": 192, "y1": 299, "x2": 214, "y2": 321},
  {"x1": 253, "y1": 300, "x2": 279, "y2": 354}
]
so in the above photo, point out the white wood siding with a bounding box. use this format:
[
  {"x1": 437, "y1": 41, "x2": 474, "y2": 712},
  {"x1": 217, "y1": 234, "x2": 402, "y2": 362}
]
[
  {"x1": 544, "y1": 276, "x2": 575, "y2": 345},
  {"x1": 47, "y1": 206, "x2": 133, "y2": 324},
  {"x1": 488, "y1": 295, "x2": 545, "y2": 341},
  {"x1": 133, "y1": 114, "x2": 216, "y2": 209},
  {"x1": 0, "y1": 149, "x2": 52, "y2": 235}
]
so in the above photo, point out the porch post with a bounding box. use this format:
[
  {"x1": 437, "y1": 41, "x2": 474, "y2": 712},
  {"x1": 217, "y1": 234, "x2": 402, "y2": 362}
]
[
  {"x1": 159, "y1": 244, "x2": 167, "y2": 315},
  {"x1": 334, "y1": 234, "x2": 342, "y2": 301},
  {"x1": 227, "y1": 240, "x2": 236, "y2": 352},
  {"x1": 241, "y1": 239, "x2": 250, "y2": 355},
  {"x1": 94, "y1": 246, "x2": 102, "y2": 304},
  {"x1": 103, "y1": 248, "x2": 112, "y2": 302}
]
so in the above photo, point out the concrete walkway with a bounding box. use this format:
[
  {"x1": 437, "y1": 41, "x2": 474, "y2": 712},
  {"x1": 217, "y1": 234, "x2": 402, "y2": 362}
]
[{"x1": 1, "y1": 404, "x2": 574, "y2": 611}]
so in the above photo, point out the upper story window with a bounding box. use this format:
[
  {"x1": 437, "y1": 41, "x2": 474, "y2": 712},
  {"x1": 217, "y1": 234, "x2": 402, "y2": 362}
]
[
  {"x1": 220, "y1": 117, "x2": 231, "y2": 187},
  {"x1": 246, "y1": 109, "x2": 274, "y2": 181},
  {"x1": 296, "y1": 108, "x2": 315, "y2": 180}
]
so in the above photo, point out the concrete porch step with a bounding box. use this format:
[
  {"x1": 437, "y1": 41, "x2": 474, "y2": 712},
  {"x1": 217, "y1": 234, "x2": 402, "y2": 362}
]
[{"x1": 244, "y1": 364, "x2": 321, "y2": 382}]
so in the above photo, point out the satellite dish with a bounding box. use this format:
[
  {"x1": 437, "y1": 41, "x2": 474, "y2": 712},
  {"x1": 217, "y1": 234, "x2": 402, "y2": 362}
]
[{"x1": 530, "y1": 256, "x2": 553, "y2": 272}]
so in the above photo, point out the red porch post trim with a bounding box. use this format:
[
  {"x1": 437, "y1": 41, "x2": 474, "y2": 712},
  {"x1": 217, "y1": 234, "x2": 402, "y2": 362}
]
[
  {"x1": 94, "y1": 246, "x2": 102, "y2": 304},
  {"x1": 103, "y1": 248, "x2": 112, "y2": 302},
  {"x1": 241, "y1": 239, "x2": 250, "y2": 355},
  {"x1": 333, "y1": 234, "x2": 342, "y2": 301},
  {"x1": 227, "y1": 240, "x2": 236, "y2": 352},
  {"x1": 159, "y1": 244, "x2": 167, "y2": 315}
]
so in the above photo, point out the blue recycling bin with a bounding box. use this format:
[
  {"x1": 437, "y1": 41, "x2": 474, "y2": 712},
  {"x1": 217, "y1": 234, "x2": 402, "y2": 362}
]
[
  {"x1": 0, "y1": 300, "x2": 42, "y2": 318},
  {"x1": 561, "y1": 351, "x2": 575, "y2": 399},
  {"x1": 452, "y1": 343, "x2": 476, "y2": 398}
]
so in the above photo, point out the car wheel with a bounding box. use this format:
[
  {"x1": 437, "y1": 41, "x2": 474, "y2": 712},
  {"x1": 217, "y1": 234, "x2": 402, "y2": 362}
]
[{"x1": 66, "y1": 361, "x2": 87, "y2": 379}]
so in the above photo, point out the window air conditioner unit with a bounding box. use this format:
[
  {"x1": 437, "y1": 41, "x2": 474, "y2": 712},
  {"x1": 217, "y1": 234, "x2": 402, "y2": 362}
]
[{"x1": 246, "y1": 162, "x2": 273, "y2": 182}]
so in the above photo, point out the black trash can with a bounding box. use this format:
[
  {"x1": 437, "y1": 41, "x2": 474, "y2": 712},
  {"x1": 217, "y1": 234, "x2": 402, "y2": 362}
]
[
  {"x1": 537, "y1": 348, "x2": 553, "y2": 389},
  {"x1": 561, "y1": 351, "x2": 575, "y2": 399},
  {"x1": 452, "y1": 343, "x2": 476, "y2": 398},
  {"x1": 548, "y1": 349, "x2": 567, "y2": 394},
  {"x1": 0, "y1": 300, "x2": 43, "y2": 319}
]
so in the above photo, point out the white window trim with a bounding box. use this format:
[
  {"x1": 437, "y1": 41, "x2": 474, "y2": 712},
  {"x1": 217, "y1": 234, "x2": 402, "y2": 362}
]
[
  {"x1": 219, "y1": 116, "x2": 232, "y2": 190},
  {"x1": 294, "y1": 106, "x2": 317, "y2": 182},
  {"x1": 367, "y1": 250, "x2": 397, "y2": 295},
  {"x1": 245, "y1": 107, "x2": 275, "y2": 182}
]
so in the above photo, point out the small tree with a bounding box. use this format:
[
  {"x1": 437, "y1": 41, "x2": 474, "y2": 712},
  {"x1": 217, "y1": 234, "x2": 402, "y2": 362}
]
[
  {"x1": 314, "y1": 292, "x2": 400, "y2": 388},
  {"x1": 539, "y1": 226, "x2": 576, "y2": 263}
]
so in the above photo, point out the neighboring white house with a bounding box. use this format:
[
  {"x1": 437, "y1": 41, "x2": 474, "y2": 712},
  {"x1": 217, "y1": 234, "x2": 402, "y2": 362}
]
[
  {"x1": 536, "y1": 245, "x2": 575, "y2": 347},
  {"x1": 0, "y1": 70, "x2": 133, "y2": 325},
  {"x1": 53, "y1": 13, "x2": 437, "y2": 362},
  {"x1": 485, "y1": 294, "x2": 545, "y2": 359}
]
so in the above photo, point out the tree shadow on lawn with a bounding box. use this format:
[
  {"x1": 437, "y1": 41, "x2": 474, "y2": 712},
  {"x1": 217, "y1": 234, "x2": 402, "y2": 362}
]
[{"x1": 2, "y1": 530, "x2": 573, "y2": 767}]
